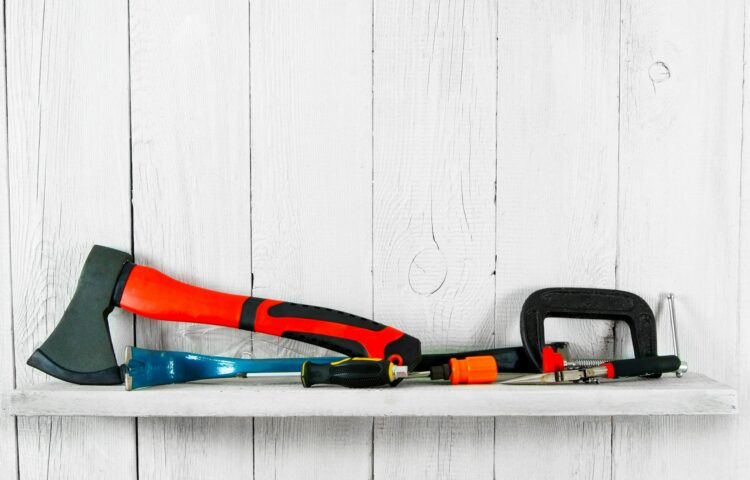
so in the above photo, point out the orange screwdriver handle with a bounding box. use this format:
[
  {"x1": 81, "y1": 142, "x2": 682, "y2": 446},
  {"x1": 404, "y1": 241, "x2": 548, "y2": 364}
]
[{"x1": 448, "y1": 356, "x2": 498, "y2": 384}]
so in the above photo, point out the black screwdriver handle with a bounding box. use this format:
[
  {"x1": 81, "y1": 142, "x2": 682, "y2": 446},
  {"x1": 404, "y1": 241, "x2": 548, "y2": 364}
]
[
  {"x1": 605, "y1": 355, "x2": 682, "y2": 378},
  {"x1": 301, "y1": 358, "x2": 394, "y2": 388}
]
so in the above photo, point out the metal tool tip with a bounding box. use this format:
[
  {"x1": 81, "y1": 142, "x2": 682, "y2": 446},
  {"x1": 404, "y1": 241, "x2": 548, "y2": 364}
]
[
  {"x1": 392, "y1": 365, "x2": 409, "y2": 380},
  {"x1": 500, "y1": 373, "x2": 546, "y2": 385}
]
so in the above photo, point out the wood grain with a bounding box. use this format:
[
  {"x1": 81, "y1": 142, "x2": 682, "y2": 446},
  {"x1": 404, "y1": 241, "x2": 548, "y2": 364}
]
[
  {"x1": 1, "y1": 1, "x2": 748, "y2": 478},
  {"x1": 374, "y1": 418, "x2": 493, "y2": 480},
  {"x1": 5, "y1": 0, "x2": 135, "y2": 478},
  {"x1": 137, "y1": 417, "x2": 254, "y2": 479},
  {"x1": 250, "y1": 1, "x2": 373, "y2": 478},
  {"x1": 129, "y1": 1, "x2": 253, "y2": 479},
  {"x1": 4, "y1": 374, "x2": 737, "y2": 417},
  {"x1": 372, "y1": 1, "x2": 497, "y2": 478},
  {"x1": 254, "y1": 418, "x2": 371, "y2": 480},
  {"x1": 0, "y1": 0, "x2": 18, "y2": 476},
  {"x1": 495, "y1": 417, "x2": 611, "y2": 479},
  {"x1": 495, "y1": 1, "x2": 619, "y2": 478},
  {"x1": 614, "y1": 1, "x2": 743, "y2": 478}
]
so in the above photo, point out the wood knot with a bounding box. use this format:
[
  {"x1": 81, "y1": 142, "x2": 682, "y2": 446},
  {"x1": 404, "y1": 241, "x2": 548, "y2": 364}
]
[
  {"x1": 408, "y1": 248, "x2": 447, "y2": 295},
  {"x1": 649, "y1": 61, "x2": 671, "y2": 85}
]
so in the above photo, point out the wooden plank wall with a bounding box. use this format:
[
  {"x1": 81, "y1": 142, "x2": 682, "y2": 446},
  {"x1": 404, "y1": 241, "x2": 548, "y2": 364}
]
[
  {"x1": 5, "y1": 1, "x2": 135, "y2": 479},
  {"x1": 495, "y1": 1, "x2": 618, "y2": 478},
  {"x1": 1, "y1": 0, "x2": 747, "y2": 479},
  {"x1": 740, "y1": 1, "x2": 750, "y2": 473},
  {"x1": 0, "y1": 0, "x2": 18, "y2": 477},
  {"x1": 129, "y1": 1, "x2": 253, "y2": 478},
  {"x1": 250, "y1": 1, "x2": 373, "y2": 477},
  {"x1": 372, "y1": 1, "x2": 496, "y2": 477},
  {"x1": 614, "y1": 2, "x2": 742, "y2": 478}
]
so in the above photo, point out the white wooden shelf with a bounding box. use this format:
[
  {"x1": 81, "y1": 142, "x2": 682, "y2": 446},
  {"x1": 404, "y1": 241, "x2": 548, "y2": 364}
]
[{"x1": 1, "y1": 373, "x2": 736, "y2": 417}]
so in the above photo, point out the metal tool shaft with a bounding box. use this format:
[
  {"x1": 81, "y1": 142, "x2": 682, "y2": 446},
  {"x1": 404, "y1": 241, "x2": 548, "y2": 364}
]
[{"x1": 666, "y1": 293, "x2": 683, "y2": 377}]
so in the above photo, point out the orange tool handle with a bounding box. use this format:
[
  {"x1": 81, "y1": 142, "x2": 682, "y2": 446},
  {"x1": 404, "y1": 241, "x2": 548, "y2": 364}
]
[
  {"x1": 448, "y1": 356, "x2": 499, "y2": 384},
  {"x1": 113, "y1": 263, "x2": 421, "y2": 368}
]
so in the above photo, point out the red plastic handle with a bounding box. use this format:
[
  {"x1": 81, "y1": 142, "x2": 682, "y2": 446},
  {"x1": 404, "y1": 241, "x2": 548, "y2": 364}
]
[
  {"x1": 116, "y1": 264, "x2": 422, "y2": 368},
  {"x1": 118, "y1": 265, "x2": 247, "y2": 328}
]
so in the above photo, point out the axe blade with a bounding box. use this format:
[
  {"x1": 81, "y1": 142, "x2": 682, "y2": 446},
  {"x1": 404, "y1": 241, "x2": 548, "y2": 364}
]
[{"x1": 27, "y1": 245, "x2": 132, "y2": 385}]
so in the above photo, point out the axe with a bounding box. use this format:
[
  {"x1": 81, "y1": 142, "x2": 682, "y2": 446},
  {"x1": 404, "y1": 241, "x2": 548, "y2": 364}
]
[{"x1": 27, "y1": 245, "x2": 421, "y2": 385}]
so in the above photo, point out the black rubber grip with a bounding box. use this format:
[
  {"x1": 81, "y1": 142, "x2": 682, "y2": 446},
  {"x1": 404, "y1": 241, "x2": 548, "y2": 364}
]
[
  {"x1": 266, "y1": 302, "x2": 386, "y2": 331},
  {"x1": 607, "y1": 355, "x2": 682, "y2": 378},
  {"x1": 241, "y1": 297, "x2": 423, "y2": 370},
  {"x1": 301, "y1": 358, "x2": 393, "y2": 388}
]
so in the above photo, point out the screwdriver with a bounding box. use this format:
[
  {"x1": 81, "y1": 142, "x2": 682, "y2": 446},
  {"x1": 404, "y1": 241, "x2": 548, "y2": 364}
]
[
  {"x1": 299, "y1": 353, "x2": 689, "y2": 388},
  {"x1": 300, "y1": 355, "x2": 502, "y2": 388}
]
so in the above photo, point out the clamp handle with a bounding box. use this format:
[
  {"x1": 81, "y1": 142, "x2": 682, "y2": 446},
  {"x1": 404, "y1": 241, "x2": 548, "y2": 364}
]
[
  {"x1": 604, "y1": 355, "x2": 682, "y2": 379},
  {"x1": 520, "y1": 288, "x2": 658, "y2": 374}
]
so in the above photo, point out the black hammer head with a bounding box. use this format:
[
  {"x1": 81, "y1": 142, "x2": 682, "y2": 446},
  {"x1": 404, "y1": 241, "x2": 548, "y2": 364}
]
[{"x1": 26, "y1": 245, "x2": 132, "y2": 385}]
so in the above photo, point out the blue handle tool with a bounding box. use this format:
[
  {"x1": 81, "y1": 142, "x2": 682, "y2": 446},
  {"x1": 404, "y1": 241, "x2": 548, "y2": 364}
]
[{"x1": 124, "y1": 346, "x2": 342, "y2": 390}]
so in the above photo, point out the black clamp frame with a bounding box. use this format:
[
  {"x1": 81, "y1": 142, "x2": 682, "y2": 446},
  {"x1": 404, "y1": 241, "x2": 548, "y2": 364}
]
[{"x1": 520, "y1": 288, "x2": 658, "y2": 374}]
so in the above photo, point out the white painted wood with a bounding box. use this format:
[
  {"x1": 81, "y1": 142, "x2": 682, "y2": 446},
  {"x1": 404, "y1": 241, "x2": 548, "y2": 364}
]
[
  {"x1": 495, "y1": 417, "x2": 612, "y2": 479},
  {"x1": 615, "y1": 1, "x2": 743, "y2": 479},
  {"x1": 254, "y1": 418, "x2": 371, "y2": 480},
  {"x1": 495, "y1": 1, "x2": 619, "y2": 478},
  {"x1": 249, "y1": 1, "x2": 373, "y2": 478},
  {"x1": 1, "y1": 1, "x2": 747, "y2": 478},
  {"x1": 496, "y1": 0, "x2": 619, "y2": 360},
  {"x1": 5, "y1": 0, "x2": 136, "y2": 478},
  {"x1": 739, "y1": 4, "x2": 750, "y2": 476},
  {"x1": 137, "y1": 417, "x2": 254, "y2": 480},
  {"x1": 129, "y1": 1, "x2": 253, "y2": 479},
  {"x1": 374, "y1": 417, "x2": 493, "y2": 480},
  {"x1": 0, "y1": 1, "x2": 18, "y2": 476},
  {"x1": 2, "y1": 374, "x2": 737, "y2": 417},
  {"x1": 372, "y1": 1, "x2": 497, "y2": 478}
]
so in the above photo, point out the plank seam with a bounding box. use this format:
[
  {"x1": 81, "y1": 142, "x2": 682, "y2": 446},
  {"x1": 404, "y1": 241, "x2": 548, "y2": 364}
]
[
  {"x1": 246, "y1": 34, "x2": 258, "y2": 480},
  {"x1": 125, "y1": 1, "x2": 140, "y2": 479},
  {"x1": 493, "y1": 1, "x2": 499, "y2": 479},
  {"x1": 252, "y1": 417, "x2": 256, "y2": 480},
  {"x1": 248, "y1": 2, "x2": 255, "y2": 478},
  {"x1": 615, "y1": 0, "x2": 622, "y2": 293},
  {"x1": 370, "y1": 2, "x2": 376, "y2": 478},
  {"x1": 738, "y1": 0, "x2": 746, "y2": 396},
  {"x1": 2, "y1": 0, "x2": 19, "y2": 476},
  {"x1": 611, "y1": 1, "x2": 624, "y2": 479},
  {"x1": 370, "y1": 0, "x2": 375, "y2": 328},
  {"x1": 739, "y1": 3, "x2": 747, "y2": 474},
  {"x1": 736, "y1": 10, "x2": 747, "y2": 476},
  {"x1": 2, "y1": 0, "x2": 13, "y2": 393}
]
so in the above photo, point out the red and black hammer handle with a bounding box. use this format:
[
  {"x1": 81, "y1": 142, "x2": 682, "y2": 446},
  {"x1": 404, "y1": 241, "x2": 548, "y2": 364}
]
[{"x1": 113, "y1": 263, "x2": 421, "y2": 368}]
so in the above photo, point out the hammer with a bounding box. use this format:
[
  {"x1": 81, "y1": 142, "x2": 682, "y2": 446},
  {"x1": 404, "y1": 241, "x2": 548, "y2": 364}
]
[{"x1": 27, "y1": 245, "x2": 421, "y2": 385}]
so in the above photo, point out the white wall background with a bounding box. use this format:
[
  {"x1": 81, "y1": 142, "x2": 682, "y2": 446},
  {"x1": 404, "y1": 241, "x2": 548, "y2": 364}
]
[{"x1": 0, "y1": 0, "x2": 747, "y2": 478}]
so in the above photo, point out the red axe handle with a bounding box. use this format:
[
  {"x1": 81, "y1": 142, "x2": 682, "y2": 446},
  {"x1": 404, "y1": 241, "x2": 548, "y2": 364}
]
[{"x1": 114, "y1": 264, "x2": 421, "y2": 368}]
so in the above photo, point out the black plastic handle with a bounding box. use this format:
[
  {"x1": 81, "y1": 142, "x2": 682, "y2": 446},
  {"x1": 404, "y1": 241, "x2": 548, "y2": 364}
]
[
  {"x1": 301, "y1": 358, "x2": 394, "y2": 388},
  {"x1": 520, "y1": 288, "x2": 658, "y2": 373},
  {"x1": 606, "y1": 355, "x2": 682, "y2": 378}
]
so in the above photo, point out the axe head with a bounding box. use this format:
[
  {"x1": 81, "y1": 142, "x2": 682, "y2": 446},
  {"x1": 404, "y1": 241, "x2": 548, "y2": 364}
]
[{"x1": 27, "y1": 245, "x2": 132, "y2": 385}]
